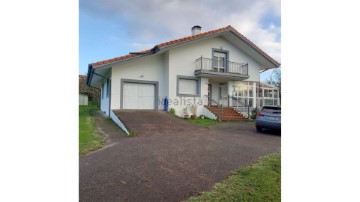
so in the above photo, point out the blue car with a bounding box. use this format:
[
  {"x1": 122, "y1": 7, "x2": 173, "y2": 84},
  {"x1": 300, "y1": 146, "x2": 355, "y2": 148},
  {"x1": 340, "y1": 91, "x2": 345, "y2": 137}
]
[{"x1": 256, "y1": 106, "x2": 281, "y2": 132}]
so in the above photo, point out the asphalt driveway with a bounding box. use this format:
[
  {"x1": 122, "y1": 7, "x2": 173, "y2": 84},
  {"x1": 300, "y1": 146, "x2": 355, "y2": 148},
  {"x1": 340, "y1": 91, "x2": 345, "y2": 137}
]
[{"x1": 80, "y1": 110, "x2": 281, "y2": 202}]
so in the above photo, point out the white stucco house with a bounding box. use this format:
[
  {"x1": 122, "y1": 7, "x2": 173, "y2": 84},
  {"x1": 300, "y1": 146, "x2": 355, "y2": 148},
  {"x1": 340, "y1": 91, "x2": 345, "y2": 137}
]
[{"x1": 87, "y1": 25, "x2": 280, "y2": 131}]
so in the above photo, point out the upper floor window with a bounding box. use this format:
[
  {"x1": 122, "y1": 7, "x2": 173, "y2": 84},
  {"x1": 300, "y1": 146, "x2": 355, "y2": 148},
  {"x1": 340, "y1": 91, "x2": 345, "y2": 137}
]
[{"x1": 212, "y1": 49, "x2": 228, "y2": 72}]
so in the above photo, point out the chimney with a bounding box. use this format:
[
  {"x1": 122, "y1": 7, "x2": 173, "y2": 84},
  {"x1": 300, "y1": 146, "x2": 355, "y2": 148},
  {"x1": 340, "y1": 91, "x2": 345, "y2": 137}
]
[{"x1": 191, "y1": 25, "x2": 202, "y2": 36}]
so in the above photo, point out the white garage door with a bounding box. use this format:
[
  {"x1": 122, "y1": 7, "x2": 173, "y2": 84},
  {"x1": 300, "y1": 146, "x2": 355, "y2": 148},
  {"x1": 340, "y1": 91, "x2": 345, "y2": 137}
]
[{"x1": 123, "y1": 83, "x2": 155, "y2": 109}]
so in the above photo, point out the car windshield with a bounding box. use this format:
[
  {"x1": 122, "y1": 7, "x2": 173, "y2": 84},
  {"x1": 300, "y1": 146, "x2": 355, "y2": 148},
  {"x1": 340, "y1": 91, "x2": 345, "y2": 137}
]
[{"x1": 261, "y1": 106, "x2": 281, "y2": 114}]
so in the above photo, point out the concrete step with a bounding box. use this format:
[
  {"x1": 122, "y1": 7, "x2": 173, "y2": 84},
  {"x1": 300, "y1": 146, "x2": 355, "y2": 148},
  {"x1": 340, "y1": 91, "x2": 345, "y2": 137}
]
[{"x1": 204, "y1": 106, "x2": 247, "y2": 121}]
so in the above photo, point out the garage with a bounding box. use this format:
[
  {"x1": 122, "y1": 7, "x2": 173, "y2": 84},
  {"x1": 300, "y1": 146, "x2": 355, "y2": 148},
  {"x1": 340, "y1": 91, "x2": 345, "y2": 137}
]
[{"x1": 123, "y1": 82, "x2": 156, "y2": 109}]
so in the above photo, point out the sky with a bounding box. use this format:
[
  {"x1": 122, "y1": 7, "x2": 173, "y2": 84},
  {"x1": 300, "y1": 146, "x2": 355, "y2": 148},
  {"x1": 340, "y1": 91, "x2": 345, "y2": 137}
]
[{"x1": 79, "y1": 0, "x2": 281, "y2": 80}]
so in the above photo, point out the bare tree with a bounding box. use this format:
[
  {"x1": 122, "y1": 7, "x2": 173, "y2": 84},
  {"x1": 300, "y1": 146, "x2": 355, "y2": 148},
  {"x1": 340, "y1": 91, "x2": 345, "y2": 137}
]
[{"x1": 265, "y1": 68, "x2": 281, "y2": 101}]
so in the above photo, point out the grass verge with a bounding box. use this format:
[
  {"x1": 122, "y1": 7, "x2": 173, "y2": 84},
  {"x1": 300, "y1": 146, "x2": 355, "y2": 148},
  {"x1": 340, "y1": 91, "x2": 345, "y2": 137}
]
[
  {"x1": 188, "y1": 117, "x2": 217, "y2": 127},
  {"x1": 79, "y1": 105, "x2": 105, "y2": 156},
  {"x1": 187, "y1": 152, "x2": 281, "y2": 202}
]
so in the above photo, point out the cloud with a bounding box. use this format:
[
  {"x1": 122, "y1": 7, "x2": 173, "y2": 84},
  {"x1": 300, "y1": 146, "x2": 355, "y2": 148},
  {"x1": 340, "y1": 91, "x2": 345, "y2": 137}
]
[{"x1": 80, "y1": 0, "x2": 281, "y2": 62}]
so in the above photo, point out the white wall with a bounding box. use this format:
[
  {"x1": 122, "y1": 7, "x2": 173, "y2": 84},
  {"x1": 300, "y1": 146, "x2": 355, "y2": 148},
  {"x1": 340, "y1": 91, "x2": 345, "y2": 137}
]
[
  {"x1": 111, "y1": 54, "x2": 167, "y2": 110},
  {"x1": 108, "y1": 35, "x2": 263, "y2": 118},
  {"x1": 166, "y1": 36, "x2": 261, "y2": 117}
]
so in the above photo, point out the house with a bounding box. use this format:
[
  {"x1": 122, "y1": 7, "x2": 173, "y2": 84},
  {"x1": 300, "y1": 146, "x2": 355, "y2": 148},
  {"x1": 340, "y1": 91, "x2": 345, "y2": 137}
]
[
  {"x1": 79, "y1": 75, "x2": 100, "y2": 105},
  {"x1": 86, "y1": 25, "x2": 280, "y2": 132},
  {"x1": 79, "y1": 93, "x2": 88, "y2": 106}
]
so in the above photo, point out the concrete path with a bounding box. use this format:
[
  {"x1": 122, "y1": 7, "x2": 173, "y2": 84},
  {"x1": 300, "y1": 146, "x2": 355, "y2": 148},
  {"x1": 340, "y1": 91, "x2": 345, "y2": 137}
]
[{"x1": 80, "y1": 110, "x2": 281, "y2": 202}]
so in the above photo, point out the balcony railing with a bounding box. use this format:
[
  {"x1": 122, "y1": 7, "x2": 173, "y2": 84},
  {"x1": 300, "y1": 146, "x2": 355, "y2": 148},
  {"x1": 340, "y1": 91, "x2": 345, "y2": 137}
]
[{"x1": 195, "y1": 57, "x2": 248, "y2": 75}]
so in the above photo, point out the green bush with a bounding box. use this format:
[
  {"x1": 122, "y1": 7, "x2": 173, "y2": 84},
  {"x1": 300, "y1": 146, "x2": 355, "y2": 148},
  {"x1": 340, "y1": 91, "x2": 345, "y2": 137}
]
[
  {"x1": 128, "y1": 131, "x2": 137, "y2": 137},
  {"x1": 169, "y1": 108, "x2": 175, "y2": 115},
  {"x1": 251, "y1": 107, "x2": 259, "y2": 120}
]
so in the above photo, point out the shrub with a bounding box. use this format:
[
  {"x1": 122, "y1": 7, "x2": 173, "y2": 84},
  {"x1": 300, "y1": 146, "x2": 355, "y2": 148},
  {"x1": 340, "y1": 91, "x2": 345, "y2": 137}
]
[
  {"x1": 251, "y1": 107, "x2": 259, "y2": 120},
  {"x1": 169, "y1": 108, "x2": 175, "y2": 115},
  {"x1": 128, "y1": 131, "x2": 137, "y2": 137}
]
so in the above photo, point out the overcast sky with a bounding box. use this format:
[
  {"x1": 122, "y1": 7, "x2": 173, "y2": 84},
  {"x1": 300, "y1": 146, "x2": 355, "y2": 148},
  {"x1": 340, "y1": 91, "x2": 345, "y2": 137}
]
[{"x1": 79, "y1": 0, "x2": 281, "y2": 80}]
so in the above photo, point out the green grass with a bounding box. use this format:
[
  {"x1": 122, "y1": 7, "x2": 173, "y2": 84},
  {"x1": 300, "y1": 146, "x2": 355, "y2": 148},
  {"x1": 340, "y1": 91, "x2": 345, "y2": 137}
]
[
  {"x1": 79, "y1": 105, "x2": 105, "y2": 156},
  {"x1": 188, "y1": 117, "x2": 217, "y2": 127},
  {"x1": 187, "y1": 152, "x2": 281, "y2": 202}
]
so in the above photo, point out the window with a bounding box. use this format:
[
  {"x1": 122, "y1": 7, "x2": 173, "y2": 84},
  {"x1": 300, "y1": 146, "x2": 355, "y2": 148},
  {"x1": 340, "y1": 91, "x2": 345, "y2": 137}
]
[
  {"x1": 219, "y1": 84, "x2": 228, "y2": 98},
  {"x1": 212, "y1": 49, "x2": 228, "y2": 72},
  {"x1": 177, "y1": 76, "x2": 200, "y2": 96},
  {"x1": 213, "y1": 52, "x2": 226, "y2": 72},
  {"x1": 257, "y1": 87, "x2": 263, "y2": 97},
  {"x1": 264, "y1": 99, "x2": 274, "y2": 105},
  {"x1": 264, "y1": 89, "x2": 272, "y2": 97},
  {"x1": 249, "y1": 88, "x2": 253, "y2": 97}
]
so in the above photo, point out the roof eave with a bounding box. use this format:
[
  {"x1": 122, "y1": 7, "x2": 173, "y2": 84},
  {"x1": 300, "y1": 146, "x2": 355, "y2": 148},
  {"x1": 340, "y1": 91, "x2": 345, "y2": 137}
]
[
  {"x1": 228, "y1": 29, "x2": 280, "y2": 68},
  {"x1": 86, "y1": 65, "x2": 94, "y2": 86},
  {"x1": 157, "y1": 29, "x2": 280, "y2": 68},
  {"x1": 158, "y1": 31, "x2": 225, "y2": 51},
  {"x1": 91, "y1": 53, "x2": 154, "y2": 69}
]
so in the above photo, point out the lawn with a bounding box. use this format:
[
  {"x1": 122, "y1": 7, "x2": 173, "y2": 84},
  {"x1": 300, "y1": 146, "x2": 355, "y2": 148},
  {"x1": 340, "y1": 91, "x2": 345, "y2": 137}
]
[
  {"x1": 187, "y1": 152, "x2": 281, "y2": 202},
  {"x1": 79, "y1": 105, "x2": 105, "y2": 156},
  {"x1": 188, "y1": 117, "x2": 217, "y2": 127}
]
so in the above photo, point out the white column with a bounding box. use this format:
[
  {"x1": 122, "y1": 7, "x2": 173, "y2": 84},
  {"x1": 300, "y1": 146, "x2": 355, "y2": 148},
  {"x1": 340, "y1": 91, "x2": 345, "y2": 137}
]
[
  {"x1": 202, "y1": 78, "x2": 209, "y2": 106},
  {"x1": 227, "y1": 81, "x2": 232, "y2": 107},
  {"x1": 253, "y1": 82, "x2": 257, "y2": 108}
]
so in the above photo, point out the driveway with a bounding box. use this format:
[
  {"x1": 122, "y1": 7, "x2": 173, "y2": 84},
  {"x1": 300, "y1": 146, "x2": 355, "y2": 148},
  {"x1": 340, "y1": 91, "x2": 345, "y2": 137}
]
[{"x1": 80, "y1": 110, "x2": 281, "y2": 202}]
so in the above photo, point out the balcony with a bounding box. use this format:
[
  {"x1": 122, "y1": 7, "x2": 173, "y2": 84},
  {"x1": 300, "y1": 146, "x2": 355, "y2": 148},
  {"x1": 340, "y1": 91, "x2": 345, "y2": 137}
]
[{"x1": 194, "y1": 57, "x2": 249, "y2": 80}]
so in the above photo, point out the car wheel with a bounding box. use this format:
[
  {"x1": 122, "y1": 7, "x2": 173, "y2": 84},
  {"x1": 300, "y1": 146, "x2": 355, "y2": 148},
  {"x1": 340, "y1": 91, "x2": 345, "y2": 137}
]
[{"x1": 256, "y1": 126, "x2": 262, "y2": 132}]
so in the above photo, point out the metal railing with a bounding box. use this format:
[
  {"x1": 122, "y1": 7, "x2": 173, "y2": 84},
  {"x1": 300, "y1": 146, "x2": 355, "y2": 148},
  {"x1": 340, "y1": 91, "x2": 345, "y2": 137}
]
[
  {"x1": 208, "y1": 95, "x2": 258, "y2": 120},
  {"x1": 207, "y1": 97, "x2": 224, "y2": 121},
  {"x1": 228, "y1": 95, "x2": 252, "y2": 119},
  {"x1": 228, "y1": 95, "x2": 245, "y2": 107},
  {"x1": 195, "y1": 57, "x2": 248, "y2": 75}
]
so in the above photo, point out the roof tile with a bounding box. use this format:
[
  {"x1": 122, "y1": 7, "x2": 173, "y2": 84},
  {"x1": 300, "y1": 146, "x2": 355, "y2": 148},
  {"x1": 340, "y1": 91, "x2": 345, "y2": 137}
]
[{"x1": 91, "y1": 25, "x2": 280, "y2": 67}]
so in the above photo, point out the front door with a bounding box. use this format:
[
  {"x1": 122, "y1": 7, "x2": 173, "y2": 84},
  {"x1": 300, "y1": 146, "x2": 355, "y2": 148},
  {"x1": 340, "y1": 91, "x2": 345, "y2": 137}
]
[
  {"x1": 208, "y1": 84, "x2": 212, "y2": 106},
  {"x1": 219, "y1": 84, "x2": 228, "y2": 106}
]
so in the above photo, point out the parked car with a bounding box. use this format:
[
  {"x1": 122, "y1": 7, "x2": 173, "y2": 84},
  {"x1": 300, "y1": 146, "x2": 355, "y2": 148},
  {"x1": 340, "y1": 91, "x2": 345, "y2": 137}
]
[{"x1": 255, "y1": 106, "x2": 281, "y2": 132}]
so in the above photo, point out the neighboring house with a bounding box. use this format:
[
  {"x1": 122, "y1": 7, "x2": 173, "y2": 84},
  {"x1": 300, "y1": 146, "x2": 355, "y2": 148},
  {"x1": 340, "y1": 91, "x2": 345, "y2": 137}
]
[
  {"x1": 87, "y1": 25, "x2": 280, "y2": 130},
  {"x1": 79, "y1": 75, "x2": 100, "y2": 105},
  {"x1": 79, "y1": 93, "x2": 88, "y2": 106}
]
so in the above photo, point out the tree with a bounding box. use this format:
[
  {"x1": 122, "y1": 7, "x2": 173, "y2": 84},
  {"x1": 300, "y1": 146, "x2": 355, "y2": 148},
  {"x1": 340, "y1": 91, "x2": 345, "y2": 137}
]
[
  {"x1": 79, "y1": 75, "x2": 100, "y2": 106},
  {"x1": 265, "y1": 68, "x2": 281, "y2": 101}
]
